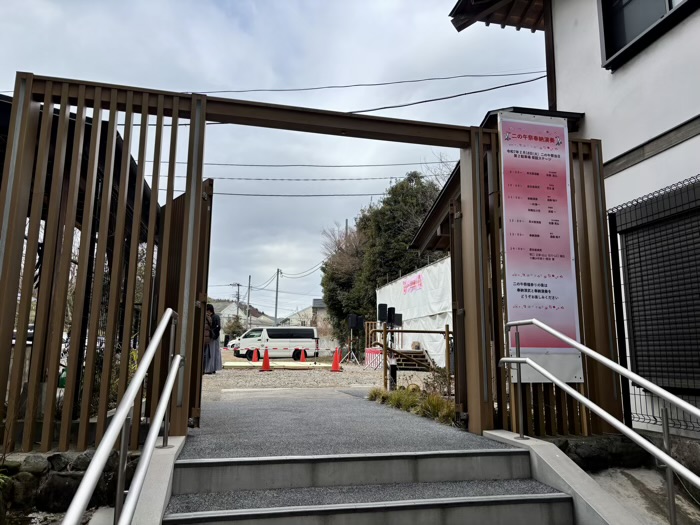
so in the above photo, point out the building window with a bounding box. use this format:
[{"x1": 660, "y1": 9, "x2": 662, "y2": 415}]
[
  {"x1": 300, "y1": 320, "x2": 306, "y2": 326},
  {"x1": 599, "y1": 0, "x2": 699, "y2": 70}
]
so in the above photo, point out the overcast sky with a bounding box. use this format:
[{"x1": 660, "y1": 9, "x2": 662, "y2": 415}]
[{"x1": 1, "y1": 0, "x2": 546, "y2": 319}]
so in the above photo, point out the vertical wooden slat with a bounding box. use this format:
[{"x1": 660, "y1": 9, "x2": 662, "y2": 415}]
[
  {"x1": 461, "y1": 129, "x2": 494, "y2": 434},
  {"x1": 568, "y1": 388, "x2": 582, "y2": 435},
  {"x1": 586, "y1": 139, "x2": 623, "y2": 430},
  {"x1": 96, "y1": 91, "x2": 135, "y2": 443},
  {"x1": 189, "y1": 179, "x2": 214, "y2": 425},
  {"x1": 449, "y1": 200, "x2": 468, "y2": 418},
  {"x1": 534, "y1": 384, "x2": 546, "y2": 437},
  {"x1": 486, "y1": 134, "x2": 508, "y2": 429},
  {"x1": 544, "y1": 383, "x2": 555, "y2": 436},
  {"x1": 5, "y1": 85, "x2": 54, "y2": 452},
  {"x1": 150, "y1": 98, "x2": 179, "y2": 419},
  {"x1": 131, "y1": 95, "x2": 165, "y2": 447},
  {"x1": 117, "y1": 93, "x2": 150, "y2": 405},
  {"x1": 40, "y1": 86, "x2": 88, "y2": 451},
  {"x1": 172, "y1": 95, "x2": 206, "y2": 435},
  {"x1": 22, "y1": 83, "x2": 72, "y2": 451},
  {"x1": 77, "y1": 90, "x2": 120, "y2": 450},
  {"x1": 577, "y1": 383, "x2": 591, "y2": 436},
  {"x1": 523, "y1": 386, "x2": 533, "y2": 436},
  {"x1": 59, "y1": 87, "x2": 104, "y2": 450},
  {"x1": 555, "y1": 386, "x2": 569, "y2": 435},
  {"x1": 0, "y1": 73, "x2": 40, "y2": 427}
]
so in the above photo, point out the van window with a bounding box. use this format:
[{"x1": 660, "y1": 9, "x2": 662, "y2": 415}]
[
  {"x1": 242, "y1": 329, "x2": 262, "y2": 339},
  {"x1": 266, "y1": 328, "x2": 315, "y2": 339}
]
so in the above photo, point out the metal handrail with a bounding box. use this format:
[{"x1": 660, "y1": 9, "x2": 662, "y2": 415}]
[
  {"x1": 118, "y1": 352, "x2": 182, "y2": 524},
  {"x1": 503, "y1": 318, "x2": 700, "y2": 525},
  {"x1": 63, "y1": 308, "x2": 179, "y2": 525},
  {"x1": 505, "y1": 319, "x2": 700, "y2": 421},
  {"x1": 500, "y1": 356, "x2": 700, "y2": 491}
]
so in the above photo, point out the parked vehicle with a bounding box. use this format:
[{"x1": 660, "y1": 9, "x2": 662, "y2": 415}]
[{"x1": 235, "y1": 327, "x2": 318, "y2": 361}]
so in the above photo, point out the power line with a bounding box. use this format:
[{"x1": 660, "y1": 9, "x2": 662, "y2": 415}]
[
  {"x1": 144, "y1": 160, "x2": 456, "y2": 168},
  {"x1": 159, "y1": 173, "x2": 444, "y2": 182},
  {"x1": 0, "y1": 68, "x2": 546, "y2": 96},
  {"x1": 282, "y1": 260, "x2": 325, "y2": 277},
  {"x1": 350, "y1": 75, "x2": 547, "y2": 114},
  {"x1": 158, "y1": 189, "x2": 385, "y2": 197},
  {"x1": 5, "y1": 75, "x2": 546, "y2": 127},
  {"x1": 254, "y1": 272, "x2": 278, "y2": 289},
  {"x1": 188, "y1": 69, "x2": 546, "y2": 94}
]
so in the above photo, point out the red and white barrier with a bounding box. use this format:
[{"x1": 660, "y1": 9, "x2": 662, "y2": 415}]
[{"x1": 364, "y1": 348, "x2": 382, "y2": 370}]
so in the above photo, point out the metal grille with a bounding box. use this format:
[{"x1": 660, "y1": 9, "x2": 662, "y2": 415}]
[{"x1": 609, "y1": 176, "x2": 700, "y2": 434}]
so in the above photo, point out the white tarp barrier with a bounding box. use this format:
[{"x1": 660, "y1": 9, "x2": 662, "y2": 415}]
[{"x1": 376, "y1": 257, "x2": 452, "y2": 367}]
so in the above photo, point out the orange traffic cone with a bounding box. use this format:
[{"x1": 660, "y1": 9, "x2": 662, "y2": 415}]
[
  {"x1": 331, "y1": 348, "x2": 342, "y2": 372},
  {"x1": 300, "y1": 348, "x2": 306, "y2": 362},
  {"x1": 260, "y1": 349, "x2": 272, "y2": 372},
  {"x1": 252, "y1": 348, "x2": 260, "y2": 362}
]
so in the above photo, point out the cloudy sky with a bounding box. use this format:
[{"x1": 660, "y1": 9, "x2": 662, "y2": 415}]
[{"x1": 1, "y1": 0, "x2": 546, "y2": 319}]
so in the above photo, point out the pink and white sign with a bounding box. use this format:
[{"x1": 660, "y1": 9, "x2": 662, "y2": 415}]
[
  {"x1": 402, "y1": 273, "x2": 423, "y2": 294},
  {"x1": 499, "y1": 112, "x2": 583, "y2": 383}
]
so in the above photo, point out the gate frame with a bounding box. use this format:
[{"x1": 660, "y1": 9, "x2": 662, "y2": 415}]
[{"x1": 1, "y1": 71, "x2": 622, "y2": 449}]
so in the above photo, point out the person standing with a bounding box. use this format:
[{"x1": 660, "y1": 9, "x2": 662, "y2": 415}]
[
  {"x1": 207, "y1": 304, "x2": 223, "y2": 372},
  {"x1": 203, "y1": 308, "x2": 215, "y2": 374}
]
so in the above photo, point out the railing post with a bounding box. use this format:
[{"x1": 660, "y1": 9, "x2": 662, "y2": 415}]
[
  {"x1": 382, "y1": 323, "x2": 388, "y2": 390},
  {"x1": 114, "y1": 413, "x2": 131, "y2": 525},
  {"x1": 515, "y1": 328, "x2": 527, "y2": 440},
  {"x1": 661, "y1": 407, "x2": 677, "y2": 525},
  {"x1": 159, "y1": 317, "x2": 177, "y2": 449}
]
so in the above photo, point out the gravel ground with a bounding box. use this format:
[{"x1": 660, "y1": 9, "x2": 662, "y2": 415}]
[
  {"x1": 166, "y1": 479, "x2": 559, "y2": 513},
  {"x1": 181, "y1": 388, "x2": 509, "y2": 459},
  {"x1": 205, "y1": 349, "x2": 432, "y2": 392}
]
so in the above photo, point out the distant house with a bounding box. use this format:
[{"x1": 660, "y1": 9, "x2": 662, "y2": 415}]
[
  {"x1": 280, "y1": 299, "x2": 338, "y2": 350},
  {"x1": 219, "y1": 301, "x2": 276, "y2": 340}
]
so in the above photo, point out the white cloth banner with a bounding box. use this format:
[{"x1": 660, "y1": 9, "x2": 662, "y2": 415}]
[{"x1": 376, "y1": 257, "x2": 452, "y2": 367}]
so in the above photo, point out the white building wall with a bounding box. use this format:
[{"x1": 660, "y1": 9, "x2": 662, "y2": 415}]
[
  {"x1": 552, "y1": 1, "x2": 700, "y2": 161},
  {"x1": 605, "y1": 134, "x2": 700, "y2": 208}
]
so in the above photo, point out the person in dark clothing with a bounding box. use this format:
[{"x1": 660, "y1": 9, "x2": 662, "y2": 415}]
[{"x1": 203, "y1": 304, "x2": 223, "y2": 374}]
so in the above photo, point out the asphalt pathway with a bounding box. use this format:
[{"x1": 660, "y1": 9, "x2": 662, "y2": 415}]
[{"x1": 180, "y1": 387, "x2": 510, "y2": 459}]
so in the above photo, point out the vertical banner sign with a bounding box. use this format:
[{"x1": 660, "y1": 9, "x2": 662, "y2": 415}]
[{"x1": 499, "y1": 112, "x2": 583, "y2": 383}]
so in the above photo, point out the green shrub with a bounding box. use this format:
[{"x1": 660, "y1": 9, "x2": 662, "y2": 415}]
[
  {"x1": 417, "y1": 393, "x2": 447, "y2": 419},
  {"x1": 438, "y1": 400, "x2": 457, "y2": 425},
  {"x1": 377, "y1": 389, "x2": 389, "y2": 403},
  {"x1": 387, "y1": 389, "x2": 421, "y2": 411},
  {"x1": 367, "y1": 387, "x2": 384, "y2": 401}
]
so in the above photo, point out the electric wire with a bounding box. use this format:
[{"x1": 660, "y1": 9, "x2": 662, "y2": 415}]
[
  {"x1": 350, "y1": 75, "x2": 547, "y2": 114},
  {"x1": 145, "y1": 160, "x2": 457, "y2": 168},
  {"x1": 0, "y1": 68, "x2": 545, "y2": 95}
]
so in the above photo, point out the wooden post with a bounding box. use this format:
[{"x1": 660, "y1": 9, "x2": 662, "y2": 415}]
[{"x1": 444, "y1": 325, "x2": 451, "y2": 398}]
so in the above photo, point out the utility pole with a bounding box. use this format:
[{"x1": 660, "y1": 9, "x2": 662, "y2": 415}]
[
  {"x1": 247, "y1": 275, "x2": 252, "y2": 329},
  {"x1": 274, "y1": 269, "x2": 280, "y2": 326},
  {"x1": 235, "y1": 283, "x2": 240, "y2": 320}
]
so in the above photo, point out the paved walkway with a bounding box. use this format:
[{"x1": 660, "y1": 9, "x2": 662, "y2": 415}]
[{"x1": 180, "y1": 387, "x2": 510, "y2": 460}]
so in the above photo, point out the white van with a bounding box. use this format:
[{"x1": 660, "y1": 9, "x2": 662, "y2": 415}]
[{"x1": 235, "y1": 326, "x2": 319, "y2": 361}]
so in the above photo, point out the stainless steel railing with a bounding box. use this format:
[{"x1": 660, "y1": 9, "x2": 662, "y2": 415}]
[
  {"x1": 64, "y1": 308, "x2": 180, "y2": 525},
  {"x1": 503, "y1": 318, "x2": 700, "y2": 525}
]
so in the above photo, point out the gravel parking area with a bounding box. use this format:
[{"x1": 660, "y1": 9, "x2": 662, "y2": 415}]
[{"x1": 203, "y1": 349, "x2": 431, "y2": 393}]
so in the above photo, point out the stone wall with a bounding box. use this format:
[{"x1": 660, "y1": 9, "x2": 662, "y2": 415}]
[{"x1": 0, "y1": 450, "x2": 139, "y2": 520}]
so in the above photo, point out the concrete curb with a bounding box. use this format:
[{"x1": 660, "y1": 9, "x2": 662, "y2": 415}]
[
  {"x1": 484, "y1": 430, "x2": 644, "y2": 525},
  {"x1": 90, "y1": 436, "x2": 186, "y2": 525}
]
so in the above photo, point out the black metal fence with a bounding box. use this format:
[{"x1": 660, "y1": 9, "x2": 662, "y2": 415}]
[{"x1": 608, "y1": 176, "x2": 700, "y2": 435}]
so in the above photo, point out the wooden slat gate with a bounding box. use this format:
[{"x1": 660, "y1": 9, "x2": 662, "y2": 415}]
[{"x1": 0, "y1": 73, "x2": 212, "y2": 451}]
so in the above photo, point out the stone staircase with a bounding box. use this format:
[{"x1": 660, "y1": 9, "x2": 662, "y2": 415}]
[
  {"x1": 162, "y1": 449, "x2": 573, "y2": 524},
  {"x1": 394, "y1": 349, "x2": 435, "y2": 371}
]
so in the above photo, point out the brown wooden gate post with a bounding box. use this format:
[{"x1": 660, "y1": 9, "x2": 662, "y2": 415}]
[{"x1": 460, "y1": 135, "x2": 495, "y2": 434}]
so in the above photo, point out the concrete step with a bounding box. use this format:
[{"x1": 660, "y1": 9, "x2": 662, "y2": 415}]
[
  {"x1": 163, "y1": 490, "x2": 573, "y2": 525},
  {"x1": 172, "y1": 449, "x2": 531, "y2": 495}
]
